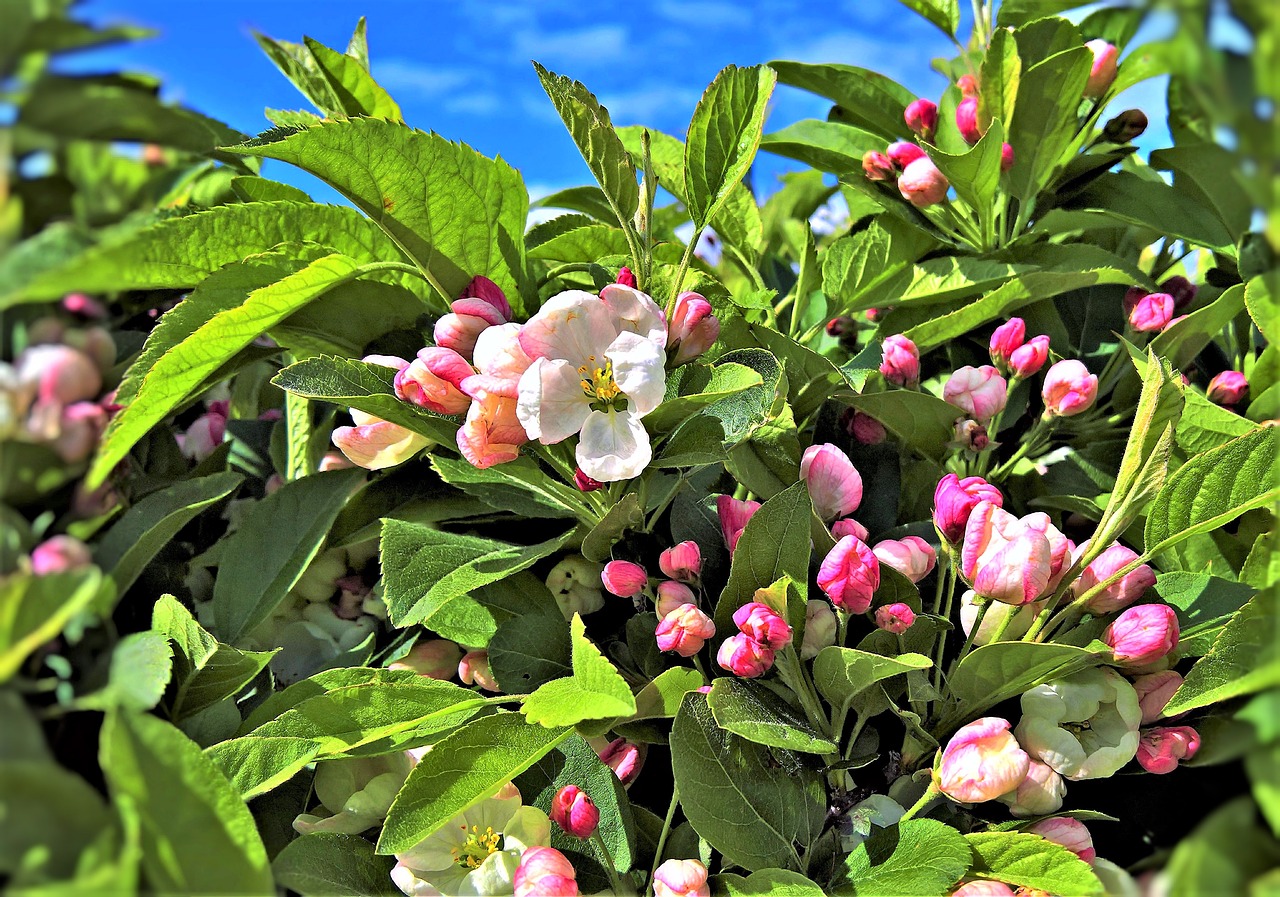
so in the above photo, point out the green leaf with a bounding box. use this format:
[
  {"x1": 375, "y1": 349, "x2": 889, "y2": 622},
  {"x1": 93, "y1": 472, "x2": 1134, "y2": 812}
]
[
  {"x1": 834, "y1": 819, "x2": 971, "y2": 896},
  {"x1": 303, "y1": 37, "x2": 402, "y2": 120},
  {"x1": 523, "y1": 614, "x2": 637, "y2": 727},
  {"x1": 707, "y1": 678, "x2": 837, "y2": 754},
  {"x1": 670, "y1": 694, "x2": 824, "y2": 872},
  {"x1": 231, "y1": 175, "x2": 312, "y2": 203},
  {"x1": 979, "y1": 28, "x2": 1020, "y2": 133},
  {"x1": 380, "y1": 519, "x2": 574, "y2": 630},
  {"x1": 1164, "y1": 798, "x2": 1280, "y2": 897},
  {"x1": 716, "y1": 869, "x2": 827, "y2": 896},
  {"x1": 533, "y1": 63, "x2": 640, "y2": 235},
  {"x1": 1245, "y1": 275, "x2": 1278, "y2": 344},
  {"x1": 839, "y1": 390, "x2": 959, "y2": 465},
  {"x1": 95, "y1": 472, "x2": 243, "y2": 595},
  {"x1": 716, "y1": 483, "x2": 813, "y2": 633},
  {"x1": 489, "y1": 607, "x2": 572, "y2": 692},
  {"x1": 949, "y1": 643, "x2": 1101, "y2": 720},
  {"x1": 101, "y1": 711, "x2": 273, "y2": 894},
  {"x1": 225, "y1": 119, "x2": 527, "y2": 309},
  {"x1": 1150, "y1": 145, "x2": 1252, "y2": 243},
  {"x1": 1175, "y1": 390, "x2": 1256, "y2": 453},
  {"x1": 75, "y1": 631, "x2": 173, "y2": 713},
  {"x1": 581, "y1": 493, "x2": 645, "y2": 562},
  {"x1": 0, "y1": 760, "x2": 115, "y2": 884},
  {"x1": 272, "y1": 832, "x2": 399, "y2": 896},
  {"x1": 626, "y1": 667, "x2": 706, "y2": 724},
  {"x1": 759, "y1": 119, "x2": 879, "y2": 180},
  {"x1": 432, "y1": 455, "x2": 585, "y2": 520},
  {"x1": 684, "y1": 64, "x2": 776, "y2": 229},
  {"x1": 1147, "y1": 283, "x2": 1246, "y2": 372},
  {"x1": 378, "y1": 712, "x2": 572, "y2": 854},
  {"x1": 1155, "y1": 572, "x2": 1257, "y2": 657},
  {"x1": 965, "y1": 831, "x2": 1101, "y2": 895},
  {"x1": 213, "y1": 467, "x2": 364, "y2": 643},
  {"x1": 929, "y1": 121, "x2": 1005, "y2": 228},
  {"x1": 645, "y1": 361, "x2": 764, "y2": 432},
  {"x1": 152, "y1": 595, "x2": 276, "y2": 721},
  {"x1": 1144, "y1": 427, "x2": 1280, "y2": 555},
  {"x1": 0, "y1": 570, "x2": 109, "y2": 683},
  {"x1": 255, "y1": 33, "x2": 343, "y2": 115},
  {"x1": 769, "y1": 61, "x2": 916, "y2": 142},
  {"x1": 272, "y1": 355, "x2": 459, "y2": 446},
  {"x1": 1164, "y1": 591, "x2": 1280, "y2": 716},
  {"x1": 1246, "y1": 743, "x2": 1280, "y2": 838},
  {"x1": 1068, "y1": 171, "x2": 1236, "y2": 252},
  {"x1": 1006, "y1": 46, "x2": 1093, "y2": 202},
  {"x1": 893, "y1": 0, "x2": 959, "y2": 36},
  {"x1": 812, "y1": 647, "x2": 932, "y2": 717},
  {"x1": 4, "y1": 201, "x2": 424, "y2": 307}
]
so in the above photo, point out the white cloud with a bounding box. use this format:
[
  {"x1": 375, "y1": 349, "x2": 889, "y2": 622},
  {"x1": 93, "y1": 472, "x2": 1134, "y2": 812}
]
[
  {"x1": 445, "y1": 92, "x2": 503, "y2": 116},
  {"x1": 374, "y1": 60, "x2": 472, "y2": 97},
  {"x1": 597, "y1": 85, "x2": 701, "y2": 126},
  {"x1": 655, "y1": 1, "x2": 752, "y2": 29},
  {"x1": 514, "y1": 25, "x2": 630, "y2": 64}
]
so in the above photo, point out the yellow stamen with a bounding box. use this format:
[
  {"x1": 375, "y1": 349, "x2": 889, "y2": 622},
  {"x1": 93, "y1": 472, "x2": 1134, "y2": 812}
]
[{"x1": 450, "y1": 824, "x2": 503, "y2": 869}]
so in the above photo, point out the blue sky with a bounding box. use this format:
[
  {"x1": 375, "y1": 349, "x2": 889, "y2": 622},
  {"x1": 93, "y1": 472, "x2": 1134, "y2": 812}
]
[{"x1": 69, "y1": 0, "x2": 1168, "y2": 208}]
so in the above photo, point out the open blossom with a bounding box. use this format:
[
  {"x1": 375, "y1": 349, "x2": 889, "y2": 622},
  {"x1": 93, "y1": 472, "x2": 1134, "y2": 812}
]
[
  {"x1": 880, "y1": 334, "x2": 920, "y2": 387},
  {"x1": 800, "y1": 443, "x2": 863, "y2": 521},
  {"x1": 802, "y1": 600, "x2": 838, "y2": 660},
  {"x1": 668, "y1": 291, "x2": 719, "y2": 365},
  {"x1": 873, "y1": 536, "x2": 936, "y2": 583},
  {"x1": 996, "y1": 758, "x2": 1066, "y2": 817},
  {"x1": 1029, "y1": 817, "x2": 1096, "y2": 864},
  {"x1": 1072, "y1": 542, "x2": 1156, "y2": 614},
  {"x1": 874, "y1": 603, "x2": 915, "y2": 634},
  {"x1": 899, "y1": 157, "x2": 949, "y2": 207},
  {"x1": 659, "y1": 541, "x2": 701, "y2": 582},
  {"x1": 395, "y1": 347, "x2": 472, "y2": 414},
  {"x1": 516, "y1": 286, "x2": 667, "y2": 482},
  {"x1": 717, "y1": 495, "x2": 760, "y2": 552},
  {"x1": 457, "y1": 390, "x2": 528, "y2": 470},
  {"x1": 1084, "y1": 39, "x2": 1119, "y2": 98},
  {"x1": 1042, "y1": 360, "x2": 1098, "y2": 417},
  {"x1": 1016, "y1": 666, "x2": 1142, "y2": 780},
  {"x1": 733, "y1": 602, "x2": 792, "y2": 650},
  {"x1": 943, "y1": 365, "x2": 1007, "y2": 421},
  {"x1": 717, "y1": 633, "x2": 776, "y2": 678},
  {"x1": 934, "y1": 474, "x2": 1003, "y2": 542},
  {"x1": 937, "y1": 717, "x2": 1030, "y2": 804},
  {"x1": 653, "y1": 859, "x2": 710, "y2": 897},
  {"x1": 1136, "y1": 725, "x2": 1200, "y2": 774},
  {"x1": 1102, "y1": 604, "x2": 1179, "y2": 667},
  {"x1": 817, "y1": 535, "x2": 880, "y2": 614}
]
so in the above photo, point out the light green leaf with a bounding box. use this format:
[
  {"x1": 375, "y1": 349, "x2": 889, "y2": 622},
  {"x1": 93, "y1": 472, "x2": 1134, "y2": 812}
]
[
  {"x1": 627, "y1": 667, "x2": 706, "y2": 723},
  {"x1": 225, "y1": 119, "x2": 527, "y2": 308},
  {"x1": 1006, "y1": 46, "x2": 1093, "y2": 202},
  {"x1": 670, "y1": 694, "x2": 824, "y2": 872},
  {"x1": 1164, "y1": 591, "x2": 1280, "y2": 716},
  {"x1": 979, "y1": 28, "x2": 1020, "y2": 133},
  {"x1": 1245, "y1": 275, "x2": 1277, "y2": 344},
  {"x1": 707, "y1": 678, "x2": 837, "y2": 754},
  {"x1": 303, "y1": 37, "x2": 401, "y2": 120},
  {"x1": 769, "y1": 61, "x2": 916, "y2": 142},
  {"x1": 948, "y1": 643, "x2": 1101, "y2": 721},
  {"x1": 0, "y1": 760, "x2": 114, "y2": 884},
  {"x1": 759, "y1": 118, "x2": 878, "y2": 179},
  {"x1": 272, "y1": 832, "x2": 399, "y2": 896},
  {"x1": 95, "y1": 472, "x2": 243, "y2": 595},
  {"x1": 645, "y1": 361, "x2": 764, "y2": 432},
  {"x1": 230, "y1": 175, "x2": 312, "y2": 203},
  {"x1": 812, "y1": 647, "x2": 932, "y2": 716},
  {"x1": 431, "y1": 455, "x2": 586, "y2": 520},
  {"x1": 929, "y1": 120, "x2": 1005, "y2": 228},
  {"x1": 523, "y1": 614, "x2": 637, "y2": 727},
  {"x1": 75, "y1": 631, "x2": 173, "y2": 713},
  {"x1": 684, "y1": 64, "x2": 776, "y2": 229},
  {"x1": 834, "y1": 819, "x2": 971, "y2": 896},
  {"x1": 965, "y1": 831, "x2": 1102, "y2": 895},
  {"x1": 716, "y1": 869, "x2": 827, "y2": 896},
  {"x1": 213, "y1": 467, "x2": 364, "y2": 643},
  {"x1": 893, "y1": 0, "x2": 960, "y2": 36},
  {"x1": 0, "y1": 570, "x2": 109, "y2": 683},
  {"x1": 581, "y1": 493, "x2": 645, "y2": 562},
  {"x1": 378, "y1": 713, "x2": 572, "y2": 854},
  {"x1": 1164, "y1": 797, "x2": 1280, "y2": 897},
  {"x1": 101, "y1": 711, "x2": 273, "y2": 894},
  {"x1": 1155, "y1": 572, "x2": 1257, "y2": 657}
]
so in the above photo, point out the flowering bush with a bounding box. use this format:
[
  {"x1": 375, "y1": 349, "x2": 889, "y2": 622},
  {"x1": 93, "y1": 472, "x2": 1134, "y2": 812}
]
[{"x1": 2, "y1": 1, "x2": 1278, "y2": 896}]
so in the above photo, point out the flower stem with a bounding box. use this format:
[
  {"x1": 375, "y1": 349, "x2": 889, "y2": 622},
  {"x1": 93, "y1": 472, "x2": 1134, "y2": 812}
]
[
  {"x1": 953, "y1": 598, "x2": 989, "y2": 668},
  {"x1": 591, "y1": 829, "x2": 626, "y2": 896},
  {"x1": 899, "y1": 781, "x2": 941, "y2": 822},
  {"x1": 645, "y1": 786, "x2": 681, "y2": 897}
]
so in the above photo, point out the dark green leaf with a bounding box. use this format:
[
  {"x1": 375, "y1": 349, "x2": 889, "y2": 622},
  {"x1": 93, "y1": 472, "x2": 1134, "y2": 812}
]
[{"x1": 272, "y1": 832, "x2": 399, "y2": 896}]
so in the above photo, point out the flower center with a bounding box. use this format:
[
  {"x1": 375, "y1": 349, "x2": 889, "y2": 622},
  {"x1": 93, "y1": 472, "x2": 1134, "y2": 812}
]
[
  {"x1": 578, "y1": 355, "x2": 627, "y2": 411},
  {"x1": 451, "y1": 825, "x2": 503, "y2": 870},
  {"x1": 1062, "y1": 720, "x2": 1093, "y2": 736}
]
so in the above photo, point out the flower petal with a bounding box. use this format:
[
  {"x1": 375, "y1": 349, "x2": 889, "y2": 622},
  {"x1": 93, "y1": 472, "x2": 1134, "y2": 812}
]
[
  {"x1": 517, "y1": 291, "x2": 615, "y2": 367},
  {"x1": 600, "y1": 283, "x2": 667, "y2": 347},
  {"x1": 578, "y1": 409, "x2": 651, "y2": 482},
  {"x1": 516, "y1": 358, "x2": 592, "y2": 444},
  {"x1": 606, "y1": 331, "x2": 667, "y2": 415}
]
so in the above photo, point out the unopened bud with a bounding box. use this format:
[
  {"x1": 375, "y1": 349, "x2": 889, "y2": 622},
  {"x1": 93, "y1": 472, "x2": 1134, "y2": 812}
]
[
  {"x1": 956, "y1": 97, "x2": 982, "y2": 144},
  {"x1": 862, "y1": 150, "x2": 895, "y2": 181},
  {"x1": 904, "y1": 98, "x2": 939, "y2": 140},
  {"x1": 1103, "y1": 109, "x2": 1148, "y2": 143}
]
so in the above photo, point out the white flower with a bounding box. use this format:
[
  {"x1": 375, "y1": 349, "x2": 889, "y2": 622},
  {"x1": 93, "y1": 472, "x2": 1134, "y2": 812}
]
[
  {"x1": 545, "y1": 556, "x2": 605, "y2": 621},
  {"x1": 293, "y1": 753, "x2": 414, "y2": 835},
  {"x1": 392, "y1": 782, "x2": 551, "y2": 896},
  {"x1": 1015, "y1": 666, "x2": 1141, "y2": 780},
  {"x1": 516, "y1": 286, "x2": 666, "y2": 482}
]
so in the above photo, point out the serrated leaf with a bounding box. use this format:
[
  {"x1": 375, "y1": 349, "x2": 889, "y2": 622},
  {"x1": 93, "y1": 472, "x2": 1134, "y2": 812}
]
[
  {"x1": 965, "y1": 831, "x2": 1102, "y2": 895},
  {"x1": 75, "y1": 631, "x2": 173, "y2": 713},
  {"x1": 431, "y1": 455, "x2": 585, "y2": 520},
  {"x1": 1006, "y1": 46, "x2": 1093, "y2": 202},
  {"x1": 716, "y1": 869, "x2": 827, "y2": 895},
  {"x1": 812, "y1": 647, "x2": 932, "y2": 717},
  {"x1": 272, "y1": 832, "x2": 399, "y2": 896},
  {"x1": 378, "y1": 713, "x2": 572, "y2": 854},
  {"x1": 707, "y1": 678, "x2": 836, "y2": 754},
  {"x1": 834, "y1": 819, "x2": 971, "y2": 896},
  {"x1": 716, "y1": 482, "x2": 813, "y2": 633},
  {"x1": 1164, "y1": 591, "x2": 1280, "y2": 716},
  {"x1": 303, "y1": 37, "x2": 401, "y2": 120},
  {"x1": 979, "y1": 28, "x2": 1020, "y2": 133},
  {"x1": 523, "y1": 614, "x2": 637, "y2": 727}
]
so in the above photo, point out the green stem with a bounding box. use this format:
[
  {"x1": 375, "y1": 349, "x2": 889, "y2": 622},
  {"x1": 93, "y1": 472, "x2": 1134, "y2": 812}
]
[
  {"x1": 984, "y1": 605, "x2": 1016, "y2": 644},
  {"x1": 591, "y1": 829, "x2": 626, "y2": 896},
  {"x1": 667, "y1": 227, "x2": 702, "y2": 318},
  {"x1": 899, "y1": 781, "x2": 942, "y2": 822},
  {"x1": 646, "y1": 786, "x2": 680, "y2": 897},
  {"x1": 931, "y1": 562, "x2": 957, "y2": 693},
  {"x1": 953, "y1": 598, "x2": 990, "y2": 668}
]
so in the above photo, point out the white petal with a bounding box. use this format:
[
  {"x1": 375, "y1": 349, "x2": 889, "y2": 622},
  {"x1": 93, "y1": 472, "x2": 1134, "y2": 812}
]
[
  {"x1": 516, "y1": 358, "x2": 592, "y2": 444},
  {"x1": 606, "y1": 331, "x2": 667, "y2": 416},
  {"x1": 517, "y1": 290, "x2": 615, "y2": 367},
  {"x1": 601, "y1": 284, "x2": 668, "y2": 348},
  {"x1": 578, "y1": 409, "x2": 652, "y2": 482}
]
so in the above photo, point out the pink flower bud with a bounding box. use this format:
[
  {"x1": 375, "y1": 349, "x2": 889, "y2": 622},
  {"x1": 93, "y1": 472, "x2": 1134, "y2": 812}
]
[
  {"x1": 961, "y1": 502, "x2": 1053, "y2": 605},
  {"x1": 334, "y1": 411, "x2": 427, "y2": 470},
  {"x1": 953, "y1": 883, "x2": 1016, "y2": 896},
  {"x1": 1132, "y1": 671, "x2": 1184, "y2": 724},
  {"x1": 394, "y1": 347, "x2": 473, "y2": 415},
  {"x1": 551, "y1": 785, "x2": 600, "y2": 839},
  {"x1": 1029, "y1": 817, "x2": 1096, "y2": 864},
  {"x1": 178, "y1": 410, "x2": 227, "y2": 462},
  {"x1": 944, "y1": 365, "x2": 1008, "y2": 421},
  {"x1": 1084, "y1": 39, "x2": 1119, "y2": 98},
  {"x1": 318, "y1": 451, "x2": 354, "y2": 472},
  {"x1": 733, "y1": 601, "x2": 793, "y2": 650},
  {"x1": 514, "y1": 846, "x2": 578, "y2": 897},
  {"x1": 50, "y1": 401, "x2": 107, "y2": 463},
  {"x1": 1103, "y1": 108, "x2": 1148, "y2": 143},
  {"x1": 937, "y1": 717, "x2": 1030, "y2": 804},
  {"x1": 817, "y1": 535, "x2": 880, "y2": 614},
  {"x1": 997, "y1": 758, "x2": 1066, "y2": 817},
  {"x1": 802, "y1": 600, "x2": 838, "y2": 660},
  {"x1": 62, "y1": 293, "x2": 107, "y2": 319},
  {"x1": 432, "y1": 312, "x2": 490, "y2": 359},
  {"x1": 1159, "y1": 275, "x2": 1198, "y2": 310},
  {"x1": 849, "y1": 411, "x2": 887, "y2": 445},
  {"x1": 874, "y1": 602, "x2": 916, "y2": 634},
  {"x1": 1206, "y1": 371, "x2": 1248, "y2": 406},
  {"x1": 953, "y1": 417, "x2": 991, "y2": 453},
  {"x1": 886, "y1": 141, "x2": 926, "y2": 170},
  {"x1": 904, "y1": 98, "x2": 939, "y2": 139},
  {"x1": 1136, "y1": 725, "x2": 1200, "y2": 774},
  {"x1": 717, "y1": 495, "x2": 760, "y2": 553},
  {"x1": 934, "y1": 474, "x2": 1003, "y2": 543},
  {"x1": 832, "y1": 518, "x2": 869, "y2": 542},
  {"x1": 597, "y1": 737, "x2": 644, "y2": 786},
  {"x1": 16, "y1": 344, "x2": 102, "y2": 406},
  {"x1": 716, "y1": 632, "x2": 776, "y2": 678},
  {"x1": 957, "y1": 74, "x2": 980, "y2": 97},
  {"x1": 873, "y1": 536, "x2": 937, "y2": 583},
  {"x1": 30, "y1": 535, "x2": 93, "y2": 575},
  {"x1": 458, "y1": 650, "x2": 500, "y2": 691},
  {"x1": 800, "y1": 443, "x2": 864, "y2": 521},
  {"x1": 656, "y1": 580, "x2": 697, "y2": 618},
  {"x1": 1042, "y1": 360, "x2": 1098, "y2": 417},
  {"x1": 880, "y1": 334, "x2": 920, "y2": 387},
  {"x1": 898, "y1": 157, "x2": 950, "y2": 207},
  {"x1": 863, "y1": 151, "x2": 895, "y2": 181},
  {"x1": 1102, "y1": 604, "x2": 1179, "y2": 667},
  {"x1": 652, "y1": 858, "x2": 710, "y2": 897},
  {"x1": 389, "y1": 640, "x2": 462, "y2": 679},
  {"x1": 455, "y1": 391, "x2": 527, "y2": 470},
  {"x1": 1128, "y1": 292, "x2": 1174, "y2": 333},
  {"x1": 659, "y1": 541, "x2": 702, "y2": 583},
  {"x1": 669, "y1": 291, "x2": 720, "y2": 365},
  {"x1": 616, "y1": 267, "x2": 637, "y2": 288},
  {"x1": 989, "y1": 318, "x2": 1027, "y2": 369},
  {"x1": 1009, "y1": 335, "x2": 1050, "y2": 378},
  {"x1": 956, "y1": 96, "x2": 982, "y2": 144},
  {"x1": 1000, "y1": 142, "x2": 1015, "y2": 172},
  {"x1": 574, "y1": 468, "x2": 605, "y2": 491},
  {"x1": 457, "y1": 274, "x2": 512, "y2": 321},
  {"x1": 1073, "y1": 543, "x2": 1156, "y2": 614},
  {"x1": 601, "y1": 560, "x2": 648, "y2": 598},
  {"x1": 656, "y1": 604, "x2": 716, "y2": 657}
]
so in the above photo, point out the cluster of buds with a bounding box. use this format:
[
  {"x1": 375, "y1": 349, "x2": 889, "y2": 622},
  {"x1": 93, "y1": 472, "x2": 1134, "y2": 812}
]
[
  {"x1": 862, "y1": 135, "x2": 951, "y2": 208},
  {"x1": 988, "y1": 318, "x2": 1050, "y2": 379},
  {"x1": 650, "y1": 541, "x2": 715, "y2": 656},
  {"x1": 717, "y1": 600, "x2": 791, "y2": 678}
]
